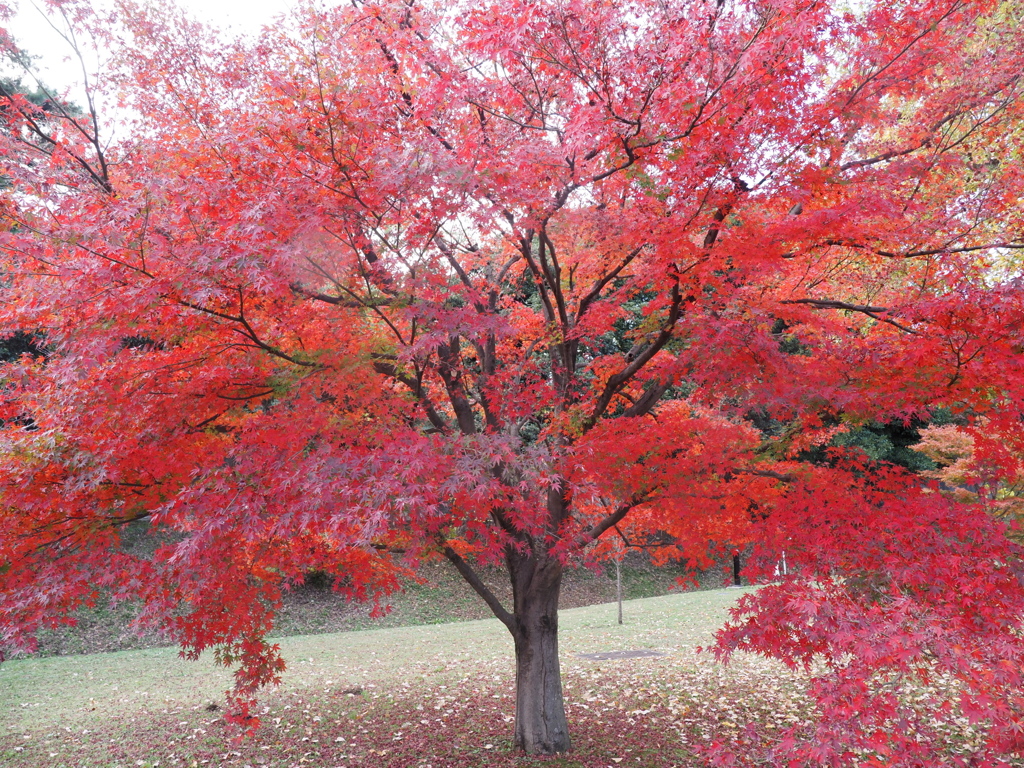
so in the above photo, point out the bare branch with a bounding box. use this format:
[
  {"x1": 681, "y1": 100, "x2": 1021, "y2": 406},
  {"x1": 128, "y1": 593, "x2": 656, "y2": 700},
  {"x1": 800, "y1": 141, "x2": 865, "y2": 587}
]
[
  {"x1": 177, "y1": 298, "x2": 325, "y2": 367},
  {"x1": 781, "y1": 298, "x2": 919, "y2": 335},
  {"x1": 442, "y1": 545, "x2": 516, "y2": 632},
  {"x1": 840, "y1": 140, "x2": 930, "y2": 171},
  {"x1": 290, "y1": 282, "x2": 392, "y2": 308},
  {"x1": 576, "y1": 245, "x2": 644, "y2": 321},
  {"x1": 612, "y1": 525, "x2": 675, "y2": 550}
]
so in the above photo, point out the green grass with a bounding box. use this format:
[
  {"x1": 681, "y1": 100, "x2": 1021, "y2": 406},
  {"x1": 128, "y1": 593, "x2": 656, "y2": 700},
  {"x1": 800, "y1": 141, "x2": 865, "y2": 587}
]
[
  {"x1": 5, "y1": 587, "x2": 997, "y2": 767},
  {"x1": 2, "y1": 587, "x2": 1007, "y2": 766},
  {"x1": 1, "y1": 589, "x2": 781, "y2": 767},
  {"x1": 26, "y1": 557, "x2": 722, "y2": 657},
  {"x1": 1, "y1": 588, "x2": 746, "y2": 733}
]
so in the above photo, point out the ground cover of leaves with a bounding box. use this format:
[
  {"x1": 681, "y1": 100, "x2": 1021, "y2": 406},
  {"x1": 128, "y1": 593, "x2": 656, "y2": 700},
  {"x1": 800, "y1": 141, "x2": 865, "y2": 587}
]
[{"x1": 1, "y1": 589, "x2": 994, "y2": 767}]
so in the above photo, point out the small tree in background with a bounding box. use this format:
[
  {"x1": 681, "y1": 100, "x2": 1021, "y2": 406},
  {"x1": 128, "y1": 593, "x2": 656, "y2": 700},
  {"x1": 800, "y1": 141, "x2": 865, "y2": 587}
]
[
  {"x1": 917, "y1": 420, "x2": 1024, "y2": 538},
  {"x1": 2, "y1": 0, "x2": 1024, "y2": 761}
]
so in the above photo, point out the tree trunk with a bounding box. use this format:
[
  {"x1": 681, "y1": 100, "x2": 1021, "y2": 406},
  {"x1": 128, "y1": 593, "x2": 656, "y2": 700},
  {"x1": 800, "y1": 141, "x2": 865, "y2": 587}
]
[{"x1": 508, "y1": 551, "x2": 571, "y2": 754}]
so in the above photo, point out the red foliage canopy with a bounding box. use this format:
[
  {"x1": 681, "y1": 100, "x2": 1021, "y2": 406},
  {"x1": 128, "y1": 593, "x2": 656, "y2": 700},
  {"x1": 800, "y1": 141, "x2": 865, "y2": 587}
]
[{"x1": 1, "y1": 0, "x2": 1024, "y2": 761}]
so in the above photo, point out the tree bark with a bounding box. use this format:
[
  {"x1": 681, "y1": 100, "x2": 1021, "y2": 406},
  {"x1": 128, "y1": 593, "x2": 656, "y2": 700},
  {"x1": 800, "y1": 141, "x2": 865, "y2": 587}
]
[{"x1": 507, "y1": 549, "x2": 571, "y2": 754}]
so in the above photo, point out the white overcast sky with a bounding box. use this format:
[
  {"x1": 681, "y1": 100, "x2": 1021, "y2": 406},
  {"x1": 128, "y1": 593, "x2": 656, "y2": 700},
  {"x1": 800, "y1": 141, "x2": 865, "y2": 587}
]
[{"x1": 7, "y1": 0, "x2": 298, "y2": 95}]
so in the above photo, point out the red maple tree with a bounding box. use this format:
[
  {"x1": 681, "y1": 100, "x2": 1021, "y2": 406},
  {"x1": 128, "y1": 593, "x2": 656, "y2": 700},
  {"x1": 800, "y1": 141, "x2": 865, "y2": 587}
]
[{"x1": 2, "y1": 0, "x2": 1024, "y2": 761}]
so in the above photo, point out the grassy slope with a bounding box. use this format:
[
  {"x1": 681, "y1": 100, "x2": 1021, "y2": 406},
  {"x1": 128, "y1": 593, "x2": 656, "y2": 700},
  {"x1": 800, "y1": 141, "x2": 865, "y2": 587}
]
[
  {"x1": 2, "y1": 589, "x2": 802, "y2": 767},
  {"x1": 27, "y1": 557, "x2": 725, "y2": 658}
]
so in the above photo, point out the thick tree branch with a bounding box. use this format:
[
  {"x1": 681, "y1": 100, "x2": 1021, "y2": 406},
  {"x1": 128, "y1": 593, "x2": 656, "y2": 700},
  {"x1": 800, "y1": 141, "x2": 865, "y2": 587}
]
[
  {"x1": 178, "y1": 299, "x2": 324, "y2": 367},
  {"x1": 840, "y1": 140, "x2": 930, "y2": 171},
  {"x1": 519, "y1": 231, "x2": 559, "y2": 325},
  {"x1": 290, "y1": 282, "x2": 392, "y2": 308},
  {"x1": 703, "y1": 178, "x2": 749, "y2": 249},
  {"x1": 585, "y1": 283, "x2": 684, "y2": 428},
  {"x1": 788, "y1": 238, "x2": 1024, "y2": 261},
  {"x1": 612, "y1": 525, "x2": 675, "y2": 550},
  {"x1": 442, "y1": 545, "x2": 516, "y2": 632},
  {"x1": 538, "y1": 229, "x2": 569, "y2": 329},
  {"x1": 781, "y1": 298, "x2": 919, "y2": 335},
  {"x1": 620, "y1": 379, "x2": 672, "y2": 418},
  {"x1": 433, "y1": 236, "x2": 476, "y2": 292},
  {"x1": 435, "y1": 337, "x2": 477, "y2": 435},
  {"x1": 576, "y1": 245, "x2": 644, "y2": 321},
  {"x1": 371, "y1": 359, "x2": 451, "y2": 433},
  {"x1": 580, "y1": 499, "x2": 642, "y2": 546}
]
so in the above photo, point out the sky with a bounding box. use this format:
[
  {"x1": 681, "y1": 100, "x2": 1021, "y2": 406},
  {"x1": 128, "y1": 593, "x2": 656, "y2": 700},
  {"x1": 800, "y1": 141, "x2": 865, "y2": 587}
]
[{"x1": 6, "y1": 0, "x2": 297, "y2": 96}]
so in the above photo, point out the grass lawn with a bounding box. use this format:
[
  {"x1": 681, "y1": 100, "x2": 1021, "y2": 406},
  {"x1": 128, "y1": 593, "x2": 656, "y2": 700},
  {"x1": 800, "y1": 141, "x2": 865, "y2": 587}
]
[
  {"x1": 25, "y1": 555, "x2": 715, "y2": 659},
  {"x1": 1, "y1": 587, "x2": 811, "y2": 767}
]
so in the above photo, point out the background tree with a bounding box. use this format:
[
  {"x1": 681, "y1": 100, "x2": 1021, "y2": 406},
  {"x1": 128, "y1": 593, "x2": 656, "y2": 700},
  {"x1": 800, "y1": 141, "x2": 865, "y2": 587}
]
[
  {"x1": 916, "y1": 419, "x2": 1024, "y2": 537},
  {"x1": 2, "y1": 0, "x2": 1024, "y2": 762}
]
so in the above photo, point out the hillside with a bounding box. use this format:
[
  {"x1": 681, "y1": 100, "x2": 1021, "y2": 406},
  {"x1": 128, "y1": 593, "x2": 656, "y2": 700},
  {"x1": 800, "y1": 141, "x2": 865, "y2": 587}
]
[{"x1": 27, "y1": 555, "x2": 728, "y2": 658}]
